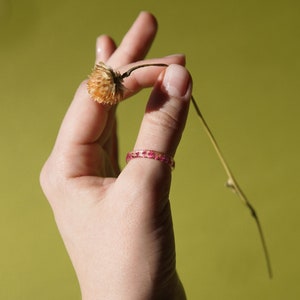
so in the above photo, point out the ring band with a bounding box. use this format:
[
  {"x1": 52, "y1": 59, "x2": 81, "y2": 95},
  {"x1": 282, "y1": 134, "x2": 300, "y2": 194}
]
[{"x1": 126, "y1": 150, "x2": 175, "y2": 170}]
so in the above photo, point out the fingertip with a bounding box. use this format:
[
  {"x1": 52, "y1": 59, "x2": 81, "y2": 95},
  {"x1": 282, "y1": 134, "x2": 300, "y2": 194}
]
[
  {"x1": 164, "y1": 54, "x2": 186, "y2": 66},
  {"x1": 162, "y1": 64, "x2": 192, "y2": 100},
  {"x1": 95, "y1": 35, "x2": 116, "y2": 63},
  {"x1": 138, "y1": 11, "x2": 158, "y2": 30},
  {"x1": 146, "y1": 64, "x2": 192, "y2": 113},
  {"x1": 138, "y1": 11, "x2": 158, "y2": 40}
]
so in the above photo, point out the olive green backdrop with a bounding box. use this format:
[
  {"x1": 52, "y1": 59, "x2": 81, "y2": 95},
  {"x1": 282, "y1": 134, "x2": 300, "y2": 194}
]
[{"x1": 1, "y1": 0, "x2": 299, "y2": 299}]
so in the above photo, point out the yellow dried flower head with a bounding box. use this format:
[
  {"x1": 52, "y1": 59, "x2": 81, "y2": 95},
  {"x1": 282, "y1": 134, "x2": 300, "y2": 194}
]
[{"x1": 87, "y1": 62, "x2": 124, "y2": 105}]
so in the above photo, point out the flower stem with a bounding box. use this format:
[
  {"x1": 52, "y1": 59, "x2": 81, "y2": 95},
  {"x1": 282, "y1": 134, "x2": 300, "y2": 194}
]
[
  {"x1": 121, "y1": 63, "x2": 168, "y2": 79},
  {"x1": 191, "y1": 96, "x2": 272, "y2": 279}
]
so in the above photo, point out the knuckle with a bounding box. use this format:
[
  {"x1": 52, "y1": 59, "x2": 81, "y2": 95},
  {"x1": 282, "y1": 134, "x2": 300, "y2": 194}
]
[
  {"x1": 147, "y1": 109, "x2": 180, "y2": 132},
  {"x1": 146, "y1": 100, "x2": 184, "y2": 131},
  {"x1": 39, "y1": 156, "x2": 65, "y2": 204}
]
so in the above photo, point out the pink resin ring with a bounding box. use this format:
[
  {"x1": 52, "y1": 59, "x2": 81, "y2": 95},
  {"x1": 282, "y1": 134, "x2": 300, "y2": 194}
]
[{"x1": 126, "y1": 150, "x2": 175, "y2": 170}]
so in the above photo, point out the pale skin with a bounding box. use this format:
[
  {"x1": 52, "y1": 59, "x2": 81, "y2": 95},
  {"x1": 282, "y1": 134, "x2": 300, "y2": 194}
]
[{"x1": 40, "y1": 12, "x2": 192, "y2": 300}]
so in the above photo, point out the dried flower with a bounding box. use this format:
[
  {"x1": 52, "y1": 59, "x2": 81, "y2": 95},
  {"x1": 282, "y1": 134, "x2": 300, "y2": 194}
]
[
  {"x1": 87, "y1": 61, "x2": 168, "y2": 105},
  {"x1": 87, "y1": 62, "x2": 124, "y2": 105}
]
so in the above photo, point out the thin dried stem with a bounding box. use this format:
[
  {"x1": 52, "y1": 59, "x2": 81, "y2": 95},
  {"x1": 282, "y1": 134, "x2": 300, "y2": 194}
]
[
  {"x1": 191, "y1": 96, "x2": 272, "y2": 279},
  {"x1": 121, "y1": 63, "x2": 168, "y2": 79}
]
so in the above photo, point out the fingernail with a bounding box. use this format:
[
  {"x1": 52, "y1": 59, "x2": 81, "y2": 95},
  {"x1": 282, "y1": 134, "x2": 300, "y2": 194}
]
[{"x1": 162, "y1": 64, "x2": 190, "y2": 98}]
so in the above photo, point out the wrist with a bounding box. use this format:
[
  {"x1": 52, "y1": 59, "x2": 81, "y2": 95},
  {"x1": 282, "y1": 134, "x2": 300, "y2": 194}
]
[{"x1": 80, "y1": 272, "x2": 186, "y2": 300}]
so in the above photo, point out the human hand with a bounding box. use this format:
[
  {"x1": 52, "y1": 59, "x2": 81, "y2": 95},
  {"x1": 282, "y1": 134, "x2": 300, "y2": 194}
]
[{"x1": 40, "y1": 12, "x2": 192, "y2": 300}]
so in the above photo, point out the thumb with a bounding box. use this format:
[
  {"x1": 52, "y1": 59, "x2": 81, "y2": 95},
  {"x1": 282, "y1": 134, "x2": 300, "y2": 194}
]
[{"x1": 126, "y1": 64, "x2": 192, "y2": 174}]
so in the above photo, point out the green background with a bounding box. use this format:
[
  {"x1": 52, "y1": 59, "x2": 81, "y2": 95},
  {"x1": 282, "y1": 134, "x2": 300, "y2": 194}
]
[{"x1": 1, "y1": 0, "x2": 299, "y2": 299}]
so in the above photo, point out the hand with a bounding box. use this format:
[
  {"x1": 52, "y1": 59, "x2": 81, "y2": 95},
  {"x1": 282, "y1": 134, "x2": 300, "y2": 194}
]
[{"x1": 40, "y1": 11, "x2": 192, "y2": 300}]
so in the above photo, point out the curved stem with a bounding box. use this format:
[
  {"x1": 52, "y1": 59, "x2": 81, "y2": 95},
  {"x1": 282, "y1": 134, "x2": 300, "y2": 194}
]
[
  {"x1": 191, "y1": 96, "x2": 272, "y2": 278},
  {"x1": 121, "y1": 63, "x2": 168, "y2": 79}
]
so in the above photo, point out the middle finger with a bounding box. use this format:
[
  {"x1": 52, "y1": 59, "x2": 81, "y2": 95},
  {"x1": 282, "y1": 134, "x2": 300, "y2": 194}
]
[{"x1": 107, "y1": 11, "x2": 158, "y2": 68}]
